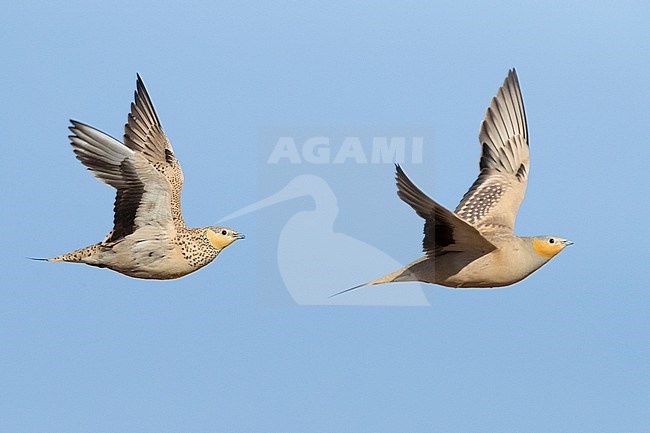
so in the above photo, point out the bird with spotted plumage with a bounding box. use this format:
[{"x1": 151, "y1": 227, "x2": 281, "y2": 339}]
[
  {"x1": 43, "y1": 75, "x2": 244, "y2": 279},
  {"x1": 335, "y1": 69, "x2": 572, "y2": 296}
]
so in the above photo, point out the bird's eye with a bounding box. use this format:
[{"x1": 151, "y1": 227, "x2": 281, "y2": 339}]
[
  {"x1": 549, "y1": 238, "x2": 555, "y2": 244},
  {"x1": 221, "y1": 230, "x2": 227, "y2": 236}
]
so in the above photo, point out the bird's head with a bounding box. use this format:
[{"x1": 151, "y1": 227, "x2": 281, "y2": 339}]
[
  {"x1": 532, "y1": 235, "x2": 573, "y2": 259},
  {"x1": 206, "y1": 226, "x2": 245, "y2": 251}
]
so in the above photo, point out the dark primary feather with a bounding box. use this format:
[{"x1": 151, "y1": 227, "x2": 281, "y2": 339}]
[
  {"x1": 69, "y1": 120, "x2": 149, "y2": 243},
  {"x1": 123, "y1": 75, "x2": 175, "y2": 165},
  {"x1": 110, "y1": 159, "x2": 146, "y2": 242},
  {"x1": 395, "y1": 165, "x2": 495, "y2": 257}
]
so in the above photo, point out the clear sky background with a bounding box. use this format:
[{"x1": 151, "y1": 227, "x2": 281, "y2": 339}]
[{"x1": 1, "y1": 1, "x2": 649, "y2": 432}]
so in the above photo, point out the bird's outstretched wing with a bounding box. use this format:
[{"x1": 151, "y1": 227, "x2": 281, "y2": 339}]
[
  {"x1": 396, "y1": 165, "x2": 496, "y2": 257},
  {"x1": 454, "y1": 69, "x2": 529, "y2": 234},
  {"x1": 69, "y1": 120, "x2": 175, "y2": 243},
  {"x1": 123, "y1": 75, "x2": 177, "y2": 166},
  {"x1": 123, "y1": 75, "x2": 186, "y2": 227}
]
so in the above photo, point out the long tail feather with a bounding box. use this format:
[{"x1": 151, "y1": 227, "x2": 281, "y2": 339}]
[{"x1": 329, "y1": 282, "x2": 368, "y2": 298}]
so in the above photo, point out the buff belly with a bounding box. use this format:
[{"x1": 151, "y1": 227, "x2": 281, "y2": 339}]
[
  {"x1": 421, "y1": 247, "x2": 545, "y2": 288},
  {"x1": 94, "y1": 243, "x2": 210, "y2": 280}
]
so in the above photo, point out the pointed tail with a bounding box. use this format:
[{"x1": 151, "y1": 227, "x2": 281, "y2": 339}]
[
  {"x1": 36, "y1": 243, "x2": 103, "y2": 264},
  {"x1": 330, "y1": 264, "x2": 417, "y2": 298},
  {"x1": 329, "y1": 282, "x2": 370, "y2": 298}
]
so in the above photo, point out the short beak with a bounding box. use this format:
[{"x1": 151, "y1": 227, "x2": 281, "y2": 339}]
[
  {"x1": 235, "y1": 232, "x2": 246, "y2": 240},
  {"x1": 563, "y1": 240, "x2": 574, "y2": 246}
]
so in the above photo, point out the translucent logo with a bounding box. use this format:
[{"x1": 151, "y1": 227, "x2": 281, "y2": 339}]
[{"x1": 222, "y1": 128, "x2": 435, "y2": 306}]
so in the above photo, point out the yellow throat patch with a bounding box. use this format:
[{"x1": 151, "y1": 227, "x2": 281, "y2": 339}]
[
  {"x1": 207, "y1": 229, "x2": 232, "y2": 251},
  {"x1": 532, "y1": 237, "x2": 563, "y2": 259}
]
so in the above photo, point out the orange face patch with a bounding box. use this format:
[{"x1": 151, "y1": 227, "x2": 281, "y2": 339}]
[
  {"x1": 532, "y1": 237, "x2": 564, "y2": 259},
  {"x1": 207, "y1": 229, "x2": 233, "y2": 251}
]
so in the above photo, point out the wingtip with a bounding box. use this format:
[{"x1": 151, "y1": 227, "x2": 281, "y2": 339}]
[
  {"x1": 506, "y1": 68, "x2": 520, "y2": 86},
  {"x1": 68, "y1": 119, "x2": 90, "y2": 135},
  {"x1": 135, "y1": 74, "x2": 147, "y2": 96},
  {"x1": 130, "y1": 73, "x2": 160, "y2": 126},
  {"x1": 136, "y1": 73, "x2": 145, "y2": 88},
  {"x1": 394, "y1": 163, "x2": 405, "y2": 179}
]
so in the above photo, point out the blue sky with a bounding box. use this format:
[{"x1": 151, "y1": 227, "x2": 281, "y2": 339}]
[{"x1": 1, "y1": 1, "x2": 649, "y2": 431}]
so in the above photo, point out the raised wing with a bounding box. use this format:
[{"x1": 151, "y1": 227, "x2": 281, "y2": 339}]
[
  {"x1": 124, "y1": 75, "x2": 176, "y2": 164},
  {"x1": 69, "y1": 120, "x2": 176, "y2": 243},
  {"x1": 455, "y1": 69, "x2": 529, "y2": 234},
  {"x1": 124, "y1": 75, "x2": 186, "y2": 227},
  {"x1": 396, "y1": 165, "x2": 496, "y2": 257}
]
